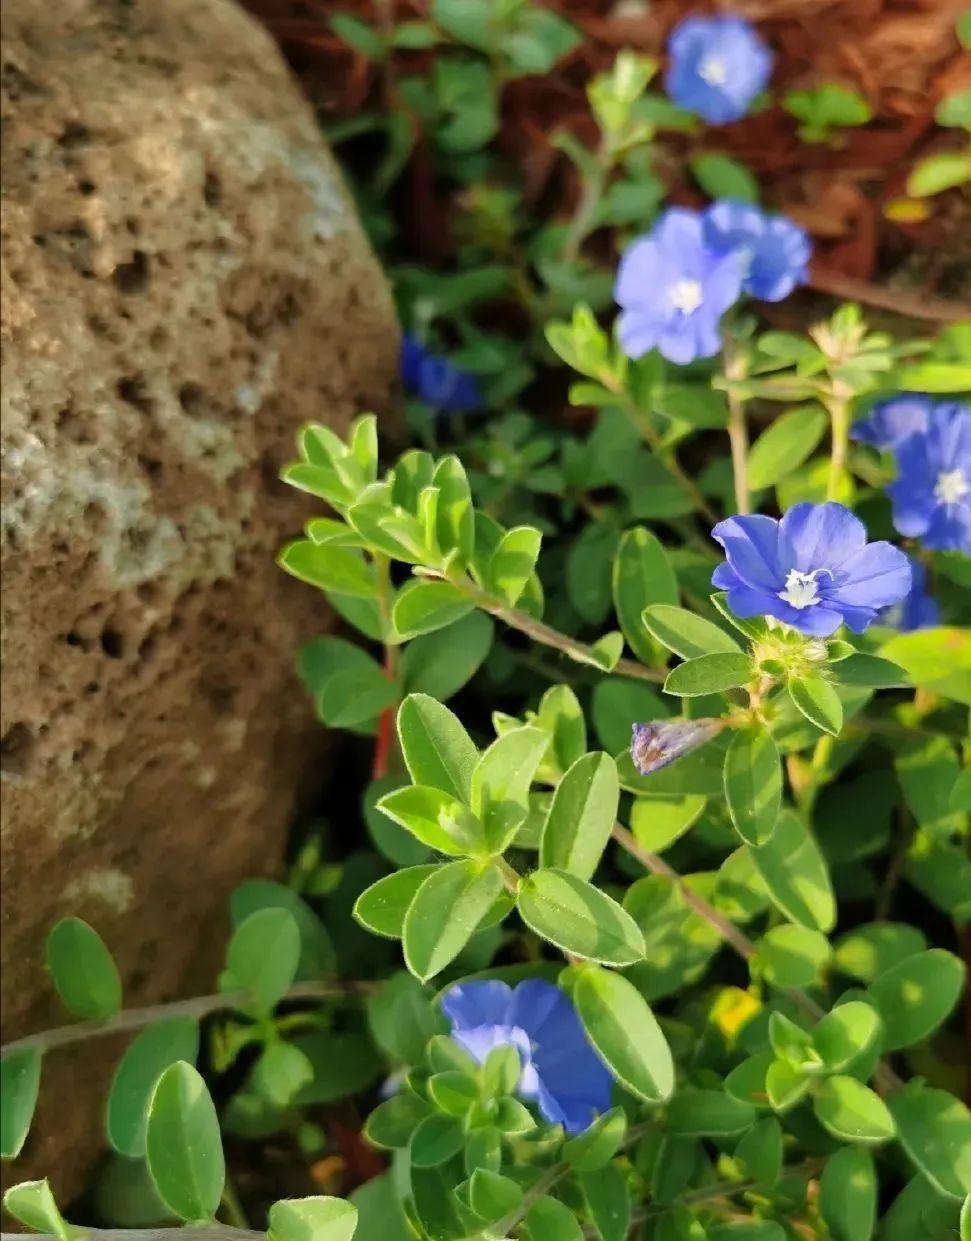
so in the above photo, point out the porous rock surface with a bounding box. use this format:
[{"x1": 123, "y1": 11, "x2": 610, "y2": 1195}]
[{"x1": 0, "y1": 0, "x2": 396, "y2": 1195}]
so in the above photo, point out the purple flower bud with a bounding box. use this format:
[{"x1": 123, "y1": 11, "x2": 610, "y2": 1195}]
[{"x1": 631, "y1": 718, "x2": 723, "y2": 776}]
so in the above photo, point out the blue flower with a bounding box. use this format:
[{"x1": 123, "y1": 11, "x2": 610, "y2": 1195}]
[
  {"x1": 631, "y1": 718, "x2": 723, "y2": 776},
  {"x1": 615, "y1": 208, "x2": 743, "y2": 365},
  {"x1": 441, "y1": 979, "x2": 613, "y2": 1134},
  {"x1": 879, "y1": 558, "x2": 939, "y2": 631},
  {"x1": 666, "y1": 15, "x2": 772, "y2": 125},
  {"x1": 888, "y1": 403, "x2": 971, "y2": 554},
  {"x1": 711, "y1": 502, "x2": 912, "y2": 636},
  {"x1": 702, "y1": 201, "x2": 811, "y2": 302},
  {"x1": 401, "y1": 334, "x2": 482, "y2": 414},
  {"x1": 851, "y1": 393, "x2": 937, "y2": 450}
]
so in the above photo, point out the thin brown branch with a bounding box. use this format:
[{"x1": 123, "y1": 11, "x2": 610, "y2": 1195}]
[
  {"x1": 610, "y1": 824, "x2": 904, "y2": 1093},
  {"x1": 808, "y1": 267, "x2": 971, "y2": 325},
  {"x1": 0, "y1": 981, "x2": 376, "y2": 1060}
]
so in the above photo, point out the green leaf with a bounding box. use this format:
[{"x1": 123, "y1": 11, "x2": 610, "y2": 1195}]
[
  {"x1": 471, "y1": 726, "x2": 549, "y2": 852},
  {"x1": 879, "y1": 627, "x2": 971, "y2": 704},
  {"x1": 267, "y1": 1196, "x2": 358, "y2": 1241},
  {"x1": 832, "y1": 654, "x2": 909, "y2": 689},
  {"x1": 612, "y1": 528, "x2": 678, "y2": 666},
  {"x1": 766, "y1": 1058, "x2": 810, "y2": 1112},
  {"x1": 317, "y1": 664, "x2": 396, "y2": 729},
  {"x1": 331, "y1": 13, "x2": 385, "y2": 59},
  {"x1": 568, "y1": 522, "x2": 619, "y2": 625},
  {"x1": 46, "y1": 917, "x2": 122, "y2": 1019},
  {"x1": 755, "y1": 924, "x2": 831, "y2": 987},
  {"x1": 690, "y1": 152, "x2": 759, "y2": 203},
  {"x1": 364, "y1": 1089, "x2": 431, "y2": 1148},
  {"x1": 252, "y1": 1042, "x2": 314, "y2": 1108},
  {"x1": 723, "y1": 728, "x2": 782, "y2": 845},
  {"x1": 291, "y1": 1031, "x2": 383, "y2": 1106},
  {"x1": 1, "y1": 1181, "x2": 74, "y2": 1241},
  {"x1": 664, "y1": 652, "x2": 752, "y2": 697},
  {"x1": 667, "y1": 1088, "x2": 756, "y2": 1137},
  {"x1": 834, "y1": 921, "x2": 926, "y2": 983},
  {"x1": 820, "y1": 1148, "x2": 877, "y2": 1241},
  {"x1": 402, "y1": 860, "x2": 504, "y2": 980},
  {"x1": 393, "y1": 579, "x2": 473, "y2": 639},
  {"x1": 580, "y1": 1162, "x2": 630, "y2": 1241},
  {"x1": 433, "y1": 455, "x2": 474, "y2": 568},
  {"x1": 107, "y1": 1019, "x2": 200, "y2": 1157},
  {"x1": 230, "y1": 880, "x2": 335, "y2": 982},
  {"x1": 377, "y1": 785, "x2": 484, "y2": 856},
  {"x1": 521, "y1": 1194, "x2": 583, "y2": 1241},
  {"x1": 410, "y1": 1114, "x2": 465, "y2": 1168},
  {"x1": 887, "y1": 1083, "x2": 971, "y2": 1200},
  {"x1": 562, "y1": 1106, "x2": 627, "y2": 1171},
  {"x1": 225, "y1": 908, "x2": 300, "y2": 1015},
  {"x1": 0, "y1": 1048, "x2": 42, "y2": 1158},
  {"x1": 279, "y1": 542, "x2": 375, "y2": 597},
  {"x1": 468, "y1": 1168, "x2": 522, "y2": 1222},
  {"x1": 867, "y1": 949, "x2": 965, "y2": 1050},
  {"x1": 747, "y1": 406, "x2": 827, "y2": 489},
  {"x1": 540, "y1": 752, "x2": 619, "y2": 880},
  {"x1": 629, "y1": 793, "x2": 706, "y2": 852},
  {"x1": 353, "y1": 865, "x2": 438, "y2": 938},
  {"x1": 813, "y1": 1002, "x2": 881, "y2": 1073},
  {"x1": 146, "y1": 1062, "x2": 225, "y2": 1221},
  {"x1": 643, "y1": 604, "x2": 742, "y2": 660},
  {"x1": 574, "y1": 966, "x2": 674, "y2": 1102},
  {"x1": 813, "y1": 1076, "x2": 896, "y2": 1145},
  {"x1": 487, "y1": 526, "x2": 542, "y2": 606},
  {"x1": 401, "y1": 611, "x2": 494, "y2": 701},
  {"x1": 735, "y1": 1117, "x2": 783, "y2": 1186},
  {"x1": 748, "y1": 809, "x2": 836, "y2": 932},
  {"x1": 788, "y1": 675, "x2": 843, "y2": 736},
  {"x1": 397, "y1": 693, "x2": 478, "y2": 802},
  {"x1": 907, "y1": 152, "x2": 971, "y2": 197},
  {"x1": 517, "y1": 869, "x2": 644, "y2": 965}
]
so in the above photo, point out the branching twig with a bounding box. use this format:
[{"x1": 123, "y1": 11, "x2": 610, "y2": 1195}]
[
  {"x1": 0, "y1": 981, "x2": 377, "y2": 1060},
  {"x1": 610, "y1": 824, "x2": 904, "y2": 1093}
]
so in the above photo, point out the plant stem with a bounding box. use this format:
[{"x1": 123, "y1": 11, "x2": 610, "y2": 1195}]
[
  {"x1": 723, "y1": 337, "x2": 750, "y2": 515},
  {"x1": 0, "y1": 981, "x2": 377, "y2": 1060},
  {"x1": 560, "y1": 146, "x2": 609, "y2": 268},
  {"x1": 607, "y1": 383, "x2": 718, "y2": 524},
  {"x1": 456, "y1": 580, "x2": 665, "y2": 683},
  {"x1": 610, "y1": 824, "x2": 903, "y2": 1092},
  {"x1": 825, "y1": 388, "x2": 851, "y2": 501}
]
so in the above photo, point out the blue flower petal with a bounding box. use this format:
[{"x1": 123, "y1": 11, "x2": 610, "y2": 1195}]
[
  {"x1": 779, "y1": 502, "x2": 868, "y2": 574},
  {"x1": 441, "y1": 981, "x2": 512, "y2": 1030},
  {"x1": 711, "y1": 514, "x2": 783, "y2": 590}
]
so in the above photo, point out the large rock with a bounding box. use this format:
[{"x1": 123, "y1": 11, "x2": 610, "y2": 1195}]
[{"x1": 0, "y1": 0, "x2": 397, "y2": 1195}]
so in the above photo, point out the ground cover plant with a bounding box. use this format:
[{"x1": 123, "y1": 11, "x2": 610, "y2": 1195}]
[{"x1": 2, "y1": 4, "x2": 970, "y2": 1240}]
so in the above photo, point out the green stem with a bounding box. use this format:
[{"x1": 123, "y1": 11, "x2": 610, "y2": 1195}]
[
  {"x1": 723, "y1": 336, "x2": 751, "y2": 515},
  {"x1": 610, "y1": 823, "x2": 904, "y2": 1093},
  {"x1": 608, "y1": 382, "x2": 719, "y2": 524},
  {"x1": 825, "y1": 388, "x2": 851, "y2": 501},
  {"x1": 457, "y1": 580, "x2": 664, "y2": 684},
  {"x1": 0, "y1": 981, "x2": 377, "y2": 1060}
]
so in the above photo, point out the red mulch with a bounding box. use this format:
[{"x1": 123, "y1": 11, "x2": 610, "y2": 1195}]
[{"x1": 243, "y1": 0, "x2": 971, "y2": 315}]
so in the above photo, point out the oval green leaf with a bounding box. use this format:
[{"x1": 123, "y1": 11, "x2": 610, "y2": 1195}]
[
  {"x1": 46, "y1": 917, "x2": 122, "y2": 1020},
  {"x1": 748, "y1": 809, "x2": 836, "y2": 932},
  {"x1": 540, "y1": 752, "x2": 619, "y2": 880},
  {"x1": 723, "y1": 728, "x2": 781, "y2": 845},
  {"x1": 107, "y1": 1018, "x2": 200, "y2": 1156},
  {"x1": 574, "y1": 966, "x2": 674, "y2": 1103},
  {"x1": 868, "y1": 948, "x2": 965, "y2": 1051},
  {"x1": 403, "y1": 860, "x2": 504, "y2": 981},
  {"x1": 664, "y1": 652, "x2": 752, "y2": 697},
  {"x1": 517, "y1": 869, "x2": 645, "y2": 965},
  {"x1": 146, "y1": 1061, "x2": 225, "y2": 1221}
]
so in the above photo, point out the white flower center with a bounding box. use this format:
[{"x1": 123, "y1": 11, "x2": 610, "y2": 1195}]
[
  {"x1": 668, "y1": 279, "x2": 703, "y2": 314},
  {"x1": 779, "y1": 569, "x2": 825, "y2": 610},
  {"x1": 698, "y1": 54, "x2": 729, "y2": 86},
  {"x1": 934, "y1": 469, "x2": 968, "y2": 505}
]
